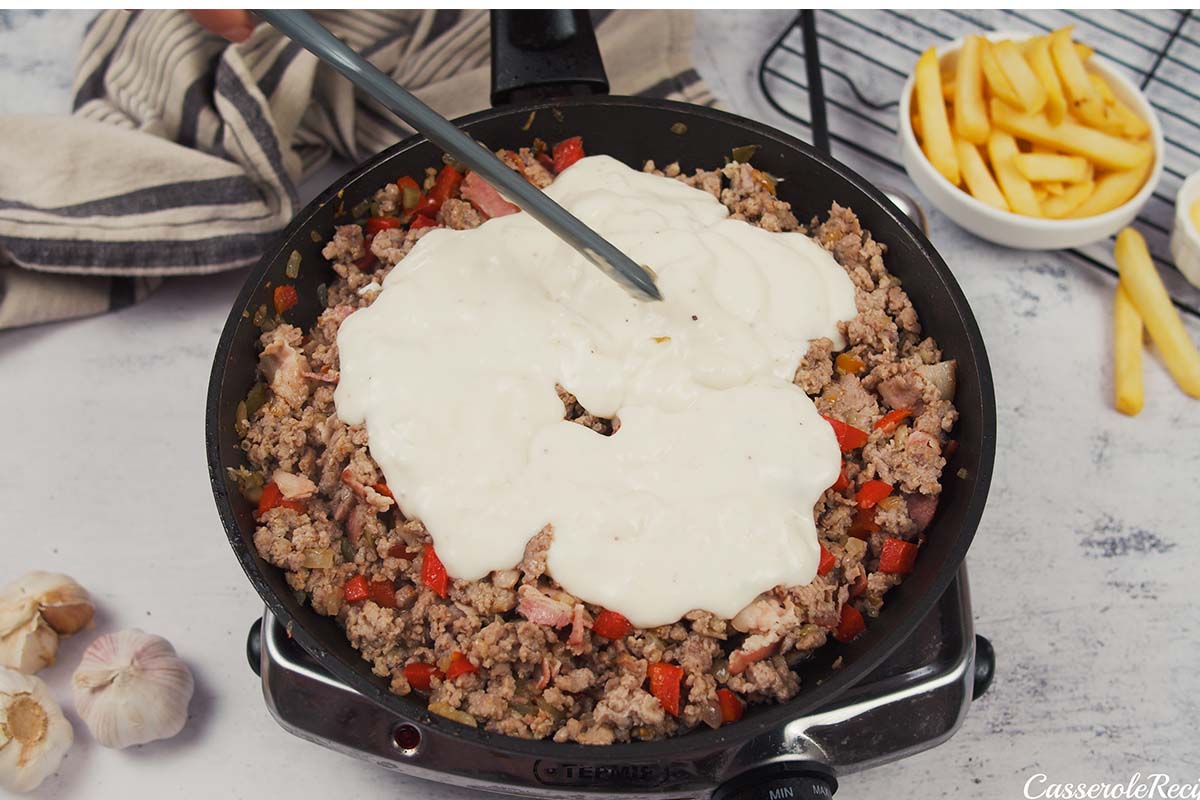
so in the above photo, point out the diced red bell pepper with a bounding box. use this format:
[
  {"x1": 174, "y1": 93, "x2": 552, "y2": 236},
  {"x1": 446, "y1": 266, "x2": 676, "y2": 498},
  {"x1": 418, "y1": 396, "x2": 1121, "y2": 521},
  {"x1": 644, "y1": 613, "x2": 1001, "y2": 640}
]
[
  {"x1": 255, "y1": 482, "x2": 305, "y2": 517},
  {"x1": 365, "y1": 216, "x2": 403, "y2": 236},
  {"x1": 831, "y1": 463, "x2": 850, "y2": 492},
  {"x1": 445, "y1": 651, "x2": 478, "y2": 681},
  {"x1": 430, "y1": 164, "x2": 463, "y2": 202},
  {"x1": 535, "y1": 152, "x2": 556, "y2": 173},
  {"x1": 373, "y1": 482, "x2": 394, "y2": 500},
  {"x1": 409, "y1": 214, "x2": 438, "y2": 231},
  {"x1": 821, "y1": 415, "x2": 869, "y2": 452},
  {"x1": 273, "y1": 284, "x2": 299, "y2": 315},
  {"x1": 403, "y1": 661, "x2": 442, "y2": 692},
  {"x1": 716, "y1": 688, "x2": 744, "y2": 723},
  {"x1": 421, "y1": 544, "x2": 448, "y2": 598},
  {"x1": 552, "y1": 136, "x2": 585, "y2": 173},
  {"x1": 847, "y1": 507, "x2": 881, "y2": 539},
  {"x1": 647, "y1": 662, "x2": 684, "y2": 717},
  {"x1": 343, "y1": 574, "x2": 369, "y2": 604},
  {"x1": 413, "y1": 165, "x2": 463, "y2": 216},
  {"x1": 368, "y1": 580, "x2": 398, "y2": 608},
  {"x1": 874, "y1": 408, "x2": 912, "y2": 434},
  {"x1": 592, "y1": 610, "x2": 633, "y2": 640},
  {"x1": 855, "y1": 479, "x2": 894, "y2": 510},
  {"x1": 833, "y1": 603, "x2": 866, "y2": 643},
  {"x1": 879, "y1": 537, "x2": 919, "y2": 575},
  {"x1": 817, "y1": 544, "x2": 836, "y2": 576}
]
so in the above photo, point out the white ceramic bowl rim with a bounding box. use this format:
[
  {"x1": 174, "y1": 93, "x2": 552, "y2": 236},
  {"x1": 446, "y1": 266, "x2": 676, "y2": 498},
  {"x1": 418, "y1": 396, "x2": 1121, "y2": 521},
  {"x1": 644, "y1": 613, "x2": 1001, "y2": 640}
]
[{"x1": 897, "y1": 30, "x2": 1165, "y2": 232}]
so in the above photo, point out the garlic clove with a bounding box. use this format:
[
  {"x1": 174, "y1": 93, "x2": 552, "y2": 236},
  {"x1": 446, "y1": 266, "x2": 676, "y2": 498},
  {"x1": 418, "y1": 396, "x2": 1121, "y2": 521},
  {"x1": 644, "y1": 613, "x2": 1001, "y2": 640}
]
[
  {"x1": 0, "y1": 573, "x2": 94, "y2": 673},
  {"x1": 72, "y1": 629, "x2": 194, "y2": 749},
  {"x1": 0, "y1": 667, "x2": 74, "y2": 793},
  {"x1": 0, "y1": 617, "x2": 59, "y2": 676}
]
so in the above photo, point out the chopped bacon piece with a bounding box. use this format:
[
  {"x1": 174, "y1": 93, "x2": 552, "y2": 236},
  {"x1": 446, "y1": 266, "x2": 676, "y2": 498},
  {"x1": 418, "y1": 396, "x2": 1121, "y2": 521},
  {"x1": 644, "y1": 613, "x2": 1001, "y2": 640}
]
[
  {"x1": 272, "y1": 470, "x2": 316, "y2": 500},
  {"x1": 461, "y1": 171, "x2": 519, "y2": 219},
  {"x1": 566, "y1": 603, "x2": 591, "y2": 654},
  {"x1": 516, "y1": 585, "x2": 574, "y2": 628}
]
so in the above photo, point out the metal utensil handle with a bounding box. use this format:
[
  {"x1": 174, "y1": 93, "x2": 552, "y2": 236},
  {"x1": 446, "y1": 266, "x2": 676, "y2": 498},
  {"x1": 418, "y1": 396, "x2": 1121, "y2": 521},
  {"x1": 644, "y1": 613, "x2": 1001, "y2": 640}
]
[{"x1": 254, "y1": 9, "x2": 660, "y2": 301}]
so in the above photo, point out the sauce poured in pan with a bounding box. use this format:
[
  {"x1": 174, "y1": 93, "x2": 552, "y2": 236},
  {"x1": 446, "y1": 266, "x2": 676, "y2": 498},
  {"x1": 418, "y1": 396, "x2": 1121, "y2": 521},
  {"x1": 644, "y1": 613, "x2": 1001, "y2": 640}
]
[{"x1": 334, "y1": 156, "x2": 856, "y2": 627}]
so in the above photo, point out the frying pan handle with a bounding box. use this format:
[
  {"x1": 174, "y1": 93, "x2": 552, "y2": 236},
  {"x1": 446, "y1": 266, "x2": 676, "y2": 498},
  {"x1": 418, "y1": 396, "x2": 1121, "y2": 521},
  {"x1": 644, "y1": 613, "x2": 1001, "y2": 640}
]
[{"x1": 490, "y1": 10, "x2": 609, "y2": 106}]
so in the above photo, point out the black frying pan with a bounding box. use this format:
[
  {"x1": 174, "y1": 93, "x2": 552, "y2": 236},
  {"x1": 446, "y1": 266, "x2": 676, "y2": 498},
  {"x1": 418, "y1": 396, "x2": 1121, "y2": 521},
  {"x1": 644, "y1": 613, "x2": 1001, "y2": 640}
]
[{"x1": 206, "y1": 11, "x2": 995, "y2": 797}]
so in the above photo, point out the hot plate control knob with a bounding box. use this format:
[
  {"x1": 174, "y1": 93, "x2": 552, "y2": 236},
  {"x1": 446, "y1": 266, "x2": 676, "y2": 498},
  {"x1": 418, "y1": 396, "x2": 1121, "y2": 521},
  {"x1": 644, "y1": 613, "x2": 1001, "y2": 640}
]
[{"x1": 713, "y1": 761, "x2": 838, "y2": 800}]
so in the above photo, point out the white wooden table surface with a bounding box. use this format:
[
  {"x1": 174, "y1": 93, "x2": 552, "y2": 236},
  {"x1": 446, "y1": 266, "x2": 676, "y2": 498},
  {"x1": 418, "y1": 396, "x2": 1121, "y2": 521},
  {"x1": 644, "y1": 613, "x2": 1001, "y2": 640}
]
[{"x1": 1, "y1": 10, "x2": 1195, "y2": 799}]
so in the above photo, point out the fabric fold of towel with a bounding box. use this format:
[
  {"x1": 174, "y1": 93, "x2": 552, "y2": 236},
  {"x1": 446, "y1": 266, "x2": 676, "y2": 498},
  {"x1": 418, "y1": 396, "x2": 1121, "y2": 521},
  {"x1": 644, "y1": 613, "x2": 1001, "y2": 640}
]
[{"x1": 0, "y1": 9, "x2": 713, "y2": 329}]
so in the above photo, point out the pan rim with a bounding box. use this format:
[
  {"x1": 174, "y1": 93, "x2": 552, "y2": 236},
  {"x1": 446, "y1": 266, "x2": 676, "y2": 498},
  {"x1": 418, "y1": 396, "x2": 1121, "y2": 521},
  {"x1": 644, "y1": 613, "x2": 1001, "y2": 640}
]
[{"x1": 206, "y1": 94, "x2": 996, "y2": 763}]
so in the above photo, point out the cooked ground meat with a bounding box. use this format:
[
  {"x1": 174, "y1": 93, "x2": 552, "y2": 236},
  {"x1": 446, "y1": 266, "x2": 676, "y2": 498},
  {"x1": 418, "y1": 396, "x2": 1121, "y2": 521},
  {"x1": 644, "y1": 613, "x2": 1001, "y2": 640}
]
[{"x1": 235, "y1": 142, "x2": 957, "y2": 744}]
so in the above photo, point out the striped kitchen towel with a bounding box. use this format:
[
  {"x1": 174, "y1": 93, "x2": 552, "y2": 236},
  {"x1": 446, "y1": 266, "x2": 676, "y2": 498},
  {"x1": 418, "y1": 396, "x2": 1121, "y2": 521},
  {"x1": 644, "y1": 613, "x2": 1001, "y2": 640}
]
[{"x1": 0, "y1": 9, "x2": 712, "y2": 329}]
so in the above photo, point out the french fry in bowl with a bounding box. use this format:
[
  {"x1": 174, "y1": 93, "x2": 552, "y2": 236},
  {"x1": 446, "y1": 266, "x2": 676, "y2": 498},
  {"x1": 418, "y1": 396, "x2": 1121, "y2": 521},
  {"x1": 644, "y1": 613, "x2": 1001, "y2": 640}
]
[
  {"x1": 955, "y1": 136, "x2": 1008, "y2": 211},
  {"x1": 989, "y1": 99, "x2": 1151, "y2": 171},
  {"x1": 899, "y1": 27, "x2": 1161, "y2": 245},
  {"x1": 987, "y1": 130, "x2": 1041, "y2": 217},
  {"x1": 1025, "y1": 36, "x2": 1066, "y2": 124},
  {"x1": 1013, "y1": 153, "x2": 1090, "y2": 183},
  {"x1": 993, "y1": 39, "x2": 1047, "y2": 113},
  {"x1": 1067, "y1": 162, "x2": 1151, "y2": 219},
  {"x1": 954, "y1": 36, "x2": 990, "y2": 145},
  {"x1": 915, "y1": 46, "x2": 959, "y2": 185}
]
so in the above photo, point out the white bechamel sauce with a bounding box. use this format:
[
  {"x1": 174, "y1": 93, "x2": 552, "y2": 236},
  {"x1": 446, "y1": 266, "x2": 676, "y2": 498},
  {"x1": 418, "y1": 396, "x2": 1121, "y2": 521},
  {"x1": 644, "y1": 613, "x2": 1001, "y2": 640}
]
[{"x1": 335, "y1": 156, "x2": 857, "y2": 627}]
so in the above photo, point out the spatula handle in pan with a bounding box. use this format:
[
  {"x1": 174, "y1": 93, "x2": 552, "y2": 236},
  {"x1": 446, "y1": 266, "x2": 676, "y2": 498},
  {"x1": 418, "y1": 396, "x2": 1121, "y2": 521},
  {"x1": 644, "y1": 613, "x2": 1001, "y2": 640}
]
[{"x1": 254, "y1": 9, "x2": 661, "y2": 302}]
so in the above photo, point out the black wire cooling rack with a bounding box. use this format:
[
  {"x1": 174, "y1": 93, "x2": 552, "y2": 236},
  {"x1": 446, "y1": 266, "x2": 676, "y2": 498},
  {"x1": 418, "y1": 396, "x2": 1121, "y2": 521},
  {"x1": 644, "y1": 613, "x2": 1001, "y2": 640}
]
[{"x1": 759, "y1": 9, "x2": 1200, "y2": 319}]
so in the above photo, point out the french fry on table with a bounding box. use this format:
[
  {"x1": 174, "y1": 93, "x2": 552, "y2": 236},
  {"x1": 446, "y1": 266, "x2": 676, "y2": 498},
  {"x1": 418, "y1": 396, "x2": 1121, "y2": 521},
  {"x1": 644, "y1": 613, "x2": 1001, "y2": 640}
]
[
  {"x1": 915, "y1": 47, "x2": 960, "y2": 185},
  {"x1": 1013, "y1": 153, "x2": 1090, "y2": 183},
  {"x1": 955, "y1": 136, "x2": 1009, "y2": 211},
  {"x1": 1066, "y1": 161, "x2": 1150, "y2": 218},
  {"x1": 954, "y1": 36, "x2": 990, "y2": 145},
  {"x1": 1113, "y1": 283, "x2": 1145, "y2": 416},
  {"x1": 1041, "y1": 180, "x2": 1094, "y2": 218},
  {"x1": 993, "y1": 39, "x2": 1048, "y2": 113},
  {"x1": 980, "y1": 40, "x2": 1023, "y2": 107},
  {"x1": 990, "y1": 99, "x2": 1152, "y2": 170},
  {"x1": 1114, "y1": 228, "x2": 1200, "y2": 398},
  {"x1": 1026, "y1": 36, "x2": 1067, "y2": 124},
  {"x1": 986, "y1": 130, "x2": 1041, "y2": 216}
]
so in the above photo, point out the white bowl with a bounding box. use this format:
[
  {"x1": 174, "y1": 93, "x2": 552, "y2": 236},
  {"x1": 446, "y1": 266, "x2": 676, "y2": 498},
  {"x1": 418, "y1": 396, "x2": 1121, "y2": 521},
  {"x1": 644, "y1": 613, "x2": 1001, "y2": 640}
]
[
  {"x1": 897, "y1": 31, "x2": 1164, "y2": 250},
  {"x1": 1169, "y1": 171, "x2": 1200, "y2": 287}
]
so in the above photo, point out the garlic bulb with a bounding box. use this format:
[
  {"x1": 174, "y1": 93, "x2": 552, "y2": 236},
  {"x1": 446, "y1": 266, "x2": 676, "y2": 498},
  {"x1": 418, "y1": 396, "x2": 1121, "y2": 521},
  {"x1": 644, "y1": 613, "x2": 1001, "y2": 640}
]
[
  {"x1": 72, "y1": 629, "x2": 194, "y2": 749},
  {"x1": 0, "y1": 572, "x2": 94, "y2": 673},
  {"x1": 0, "y1": 667, "x2": 74, "y2": 793}
]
